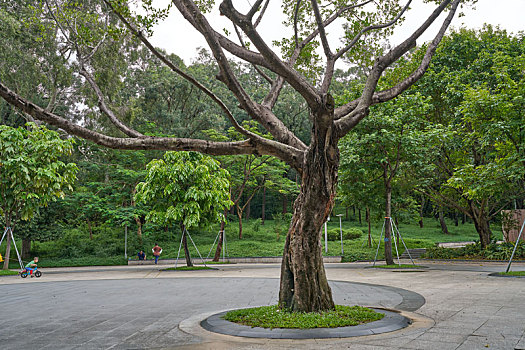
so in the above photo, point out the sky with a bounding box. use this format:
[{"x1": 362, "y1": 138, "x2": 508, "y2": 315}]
[{"x1": 148, "y1": 0, "x2": 525, "y2": 65}]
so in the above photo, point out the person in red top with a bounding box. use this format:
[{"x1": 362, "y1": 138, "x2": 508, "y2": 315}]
[{"x1": 152, "y1": 243, "x2": 162, "y2": 264}]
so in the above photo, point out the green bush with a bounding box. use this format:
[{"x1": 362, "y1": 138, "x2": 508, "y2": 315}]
[
  {"x1": 326, "y1": 228, "x2": 362, "y2": 241},
  {"x1": 424, "y1": 241, "x2": 525, "y2": 260}
]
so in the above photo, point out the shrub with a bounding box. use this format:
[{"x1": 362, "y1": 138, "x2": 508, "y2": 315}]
[{"x1": 326, "y1": 228, "x2": 362, "y2": 241}]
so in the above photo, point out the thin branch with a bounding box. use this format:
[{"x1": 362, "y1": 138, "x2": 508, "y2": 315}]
[
  {"x1": 310, "y1": 0, "x2": 333, "y2": 59},
  {"x1": 254, "y1": 0, "x2": 270, "y2": 28},
  {"x1": 334, "y1": 0, "x2": 412, "y2": 60},
  {"x1": 293, "y1": 0, "x2": 302, "y2": 48},
  {"x1": 335, "y1": 0, "x2": 459, "y2": 136},
  {"x1": 233, "y1": 24, "x2": 273, "y2": 84}
]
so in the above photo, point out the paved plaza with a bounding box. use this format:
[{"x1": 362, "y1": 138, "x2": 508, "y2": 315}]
[{"x1": 0, "y1": 261, "x2": 524, "y2": 349}]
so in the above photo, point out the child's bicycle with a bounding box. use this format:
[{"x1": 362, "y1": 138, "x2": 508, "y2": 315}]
[{"x1": 20, "y1": 267, "x2": 42, "y2": 278}]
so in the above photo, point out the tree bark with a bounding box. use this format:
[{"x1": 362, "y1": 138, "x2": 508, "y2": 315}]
[
  {"x1": 438, "y1": 205, "x2": 449, "y2": 234},
  {"x1": 279, "y1": 105, "x2": 338, "y2": 312},
  {"x1": 246, "y1": 198, "x2": 251, "y2": 219},
  {"x1": 358, "y1": 208, "x2": 362, "y2": 224},
  {"x1": 237, "y1": 209, "x2": 243, "y2": 239},
  {"x1": 180, "y1": 223, "x2": 193, "y2": 267},
  {"x1": 21, "y1": 238, "x2": 31, "y2": 260},
  {"x1": 470, "y1": 204, "x2": 492, "y2": 248},
  {"x1": 213, "y1": 218, "x2": 226, "y2": 262},
  {"x1": 134, "y1": 216, "x2": 143, "y2": 244},
  {"x1": 282, "y1": 194, "x2": 288, "y2": 214}
]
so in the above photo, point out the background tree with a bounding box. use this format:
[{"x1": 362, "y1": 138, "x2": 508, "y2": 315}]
[
  {"x1": 0, "y1": 0, "x2": 463, "y2": 311},
  {"x1": 0, "y1": 124, "x2": 77, "y2": 269},
  {"x1": 134, "y1": 151, "x2": 232, "y2": 267}
]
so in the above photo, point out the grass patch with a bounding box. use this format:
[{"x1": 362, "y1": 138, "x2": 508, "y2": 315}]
[
  {"x1": 0, "y1": 270, "x2": 19, "y2": 276},
  {"x1": 163, "y1": 266, "x2": 215, "y2": 271},
  {"x1": 372, "y1": 264, "x2": 425, "y2": 269},
  {"x1": 196, "y1": 261, "x2": 233, "y2": 264},
  {"x1": 223, "y1": 305, "x2": 384, "y2": 329},
  {"x1": 496, "y1": 271, "x2": 525, "y2": 276}
]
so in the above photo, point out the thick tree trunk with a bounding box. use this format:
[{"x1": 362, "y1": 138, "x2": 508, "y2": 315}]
[
  {"x1": 438, "y1": 205, "x2": 449, "y2": 234},
  {"x1": 279, "y1": 104, "x2": 338, "y2": 313},
  {"x1": 21, "y1": 238, "x2": 31, "y2": 260},
  {"x1": 470, "y1": 204, "x2": 492, "y2": 248},
  {"x1": 384, "y1": 181, "x2": 394, "y2": 265},
  {"x1": 180, "y1": 224, "x2": 193, "y2": 267},
  {"x1": 213, "y1": 219, "x2": 226, "y2": 262}
]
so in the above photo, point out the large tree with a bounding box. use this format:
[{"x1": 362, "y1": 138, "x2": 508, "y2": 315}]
[{"x1": 0, "y1": 0, "x2": 463, "y2": 311}]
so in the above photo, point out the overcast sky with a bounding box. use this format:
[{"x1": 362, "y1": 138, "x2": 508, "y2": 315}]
[{"x1": 149, "y1": 0, "x2": 525, "y2": 65}]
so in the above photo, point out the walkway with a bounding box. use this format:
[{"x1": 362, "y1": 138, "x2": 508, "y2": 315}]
[{"x1": 0, "y1": 261, "x2": 524, "y2": 349}]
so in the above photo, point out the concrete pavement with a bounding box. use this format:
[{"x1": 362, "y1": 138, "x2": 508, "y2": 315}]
[{"x1": 0, "y1": 260, "x2": 524, "y2": 349}]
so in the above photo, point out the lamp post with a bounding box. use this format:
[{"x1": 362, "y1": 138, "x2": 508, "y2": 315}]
[
  {"x1": 324, "y1": 216, "x2": 330, "y2": 253},
  {"x1": 336, "y1": 214, "x2": 344, "y2": 256}
]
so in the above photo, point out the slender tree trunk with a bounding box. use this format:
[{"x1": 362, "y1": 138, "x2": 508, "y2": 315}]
[
  {"x1": 87, "y1": 219, "x2": 93, "y2": 240},
  {"x1": 134, "y1": 216, "x2": 143, "y2": 244},
  {"x1": 213, "y1": 218, "x2": 226, "y2": 262},
  {"x1": 419, "y1": 195, "x2": 425, "y2": 228},
  {"x1": 279, "y1": 105, "x2": 337, "y2": 312},
  {"x1": 462, "y1": 213, "x2": 466, "y2": 224},
  {"x1": 261, "y1": 186, "x2": 266, "y2": 225},
  {"x1": 2, "y1": 222, "x2": 11, "y2": 270},
  {"x1": 384, "y1": 180, "x2": 394, "y2": 265},
  {"x1": 454, "y1": 213, "x2": 459, "y2": 226},
  {"x1": 438, "y1": 205, "x2": 449, "y2": 234},
  {"x1": 246, "y1": 198, "x2": 251, "y2": 219},
  {"x1": 21, "y1": 238, "x2": 31, "y2": 260},
  {"x1": 237, "y1": 208, "x2": 243, "y2": 239},
  {"x1": 358, "y1": 208, "x2": 362, "y2": 224},
  {"x1": 352, "y1": 206, "x2": 356, "y2": 219},
  {"x1": 180, "y1": 223, "x2": 193, "y2": 267},
  {"x1": 366, "y1": 207, "x2": 371, "y2": 248},
  {"x1": 345, "y1": 206, "x2": 349, "y2": 221},
  {"x1": 282, "y1": 194, "x2": 288, "y2": 215}
]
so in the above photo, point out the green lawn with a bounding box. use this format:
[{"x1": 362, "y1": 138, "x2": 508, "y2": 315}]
[
  {"x1": 0, "y1": 270, "x2": 19, "y2": 276},
  {"x1": 3, "y1": 215, "x2": 495, "y2": 266}
]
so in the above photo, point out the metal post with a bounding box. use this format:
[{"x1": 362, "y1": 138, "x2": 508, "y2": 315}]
[
  {"x1": 185, "y1": 228, "x2": 207, "y2": 266},
  {"x1": 8, "y1": 228, "x2": 23, "y2": 269},
  {"x1": 0, "y1": 227, "x2": 8, "y2": 247},
  {"x1": 124, "y1": 224, "x2": 128, "y2": 259},
  {"x1": 336, "y1": 214, "x2": 344, "y2": 256},
  {"x1": 392, "y1": 219, "x2": 415, "y2": 265},
  {"x1": 324, "y1": 221, "x2": 328, "y2": 253},
  {"x1": 373, "y1": 220, "x2": 386, "y2": 267},
  {"x1": 506, "y1": 218, "x2": 525, "y2": 273},
  {"x1": 205, "y1": 230, "x2": 221, "y2": 259},
  {"x1": 222, "y1": 230, "x2": 226, "y2": 263},
  {"x1": 390, "y1": 219, "x2": 401, "y2": 266}
]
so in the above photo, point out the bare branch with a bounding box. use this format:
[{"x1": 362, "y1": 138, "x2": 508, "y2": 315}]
[
  {"x1": 335, "y1": 0, "x2": 460, "y2": 136},
  {"x1": 79, "y1": 64, "x2": 144, "y2": 138},
  {"x1": 254, "y1": 0, "x2": 270, "y2": 28},
  {"x1": 247, "y1": 0, "x2": 264, "y2": 19},
  {"x1": 219, "y1": 0, "x2": 320, "y2": 108},
  {"x1": 334, "y1": 0, "x2": 412, "y2": 60},
  {"x1": 310, "y1": 0, "x2": 333, "y2": 59},
  {"x1": 233, "y1": 24, "x2": 274, "y2": 84},
  {"x1": 293, "y1": 0, "x2": 302, "y2": 48}
]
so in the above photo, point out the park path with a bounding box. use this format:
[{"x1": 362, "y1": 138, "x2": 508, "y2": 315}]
[{"x1": 0, "y1": 261, "x2": 524, "y2": 349}]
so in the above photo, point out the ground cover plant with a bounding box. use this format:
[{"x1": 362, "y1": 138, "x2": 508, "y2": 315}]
[
  {"x1": 0, "y1": 270, "x2": 18, "y2": 276},
  {"x1": 223, "y1": 305, "x2": 384, "y2": 329},
  {"x1": 424, "y1": 241, "x2": 525, "y2": 261},
  {"x1": 163, "y1": 266, "x2": 215, "y2": 271},
  {"x1": 496, "y1": 271, "x2": 525, "y2": 277}
]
